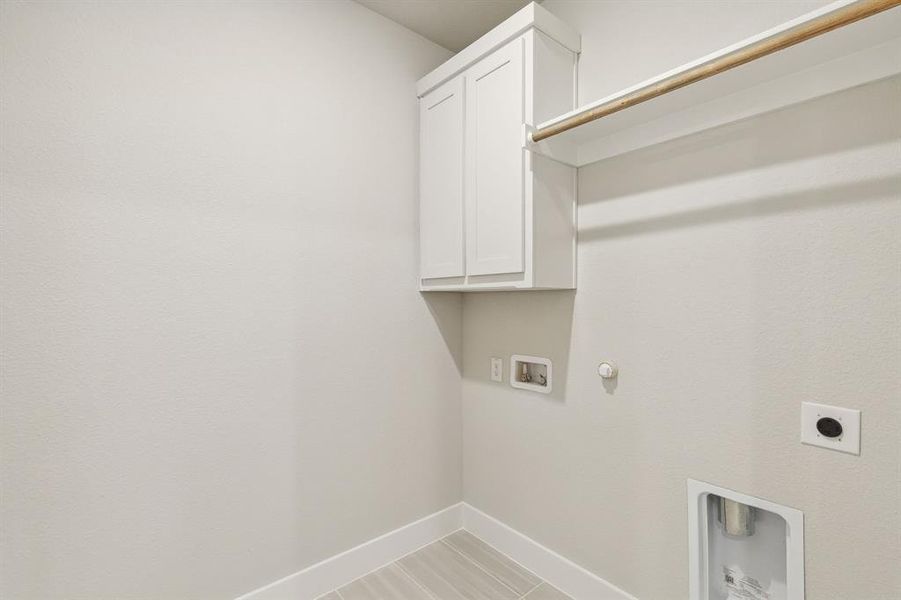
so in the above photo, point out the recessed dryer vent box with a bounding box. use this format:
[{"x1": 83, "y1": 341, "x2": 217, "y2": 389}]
[
  {"x1": 688, "y1": 479, "x2": 804, "y2": 600},
  {"x1": 510, "y1": 355, "x2": 551, "y2": 394}
]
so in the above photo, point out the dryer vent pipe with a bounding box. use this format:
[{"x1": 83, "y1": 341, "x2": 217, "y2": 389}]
[{"x1": 717, "y1": 496, "x2": 756, "y2": 536}]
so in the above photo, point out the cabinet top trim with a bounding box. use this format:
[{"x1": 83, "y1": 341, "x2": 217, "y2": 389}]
[{"x1": 416, "y1": 2, "x2": 580, "y2": 98}]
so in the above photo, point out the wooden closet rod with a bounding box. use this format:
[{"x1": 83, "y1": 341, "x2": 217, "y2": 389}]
[{"x1": 531, "y1": 0, "x2": 901, "y2": 143}]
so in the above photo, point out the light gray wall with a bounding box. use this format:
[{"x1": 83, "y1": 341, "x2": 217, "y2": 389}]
[
  {"x1": 561, "y1": 0, "x2": 829, "y2": 105},
  {"x1": 0, "y1": 2, "x2": 459, "y2": 598},
  {"x1": 461, "y1": 2, "x2": 901, "y2": 600}
]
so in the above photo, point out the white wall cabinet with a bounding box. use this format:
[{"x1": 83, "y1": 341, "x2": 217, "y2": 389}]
[{"x1": 417, "y1": 3, "x2": 580, "y2": 291}]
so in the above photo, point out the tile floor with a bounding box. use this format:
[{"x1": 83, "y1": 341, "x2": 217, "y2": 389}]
[{"x1": 316, "y1": 530, "x2": 572, "y2": 600}]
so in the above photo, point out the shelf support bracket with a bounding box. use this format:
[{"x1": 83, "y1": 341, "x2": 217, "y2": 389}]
[{"x1": 522, "y1": 124, "x2": 578, "y2": 167}]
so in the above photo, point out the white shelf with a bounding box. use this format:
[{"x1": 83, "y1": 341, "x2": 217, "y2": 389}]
[{"x1": 528, "y1": 0, "x2": 901, "y2": 167}]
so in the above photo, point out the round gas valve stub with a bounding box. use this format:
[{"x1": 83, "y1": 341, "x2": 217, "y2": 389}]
[{"x1": 597, "y1": 361, "x2": 618, "y2": 379}]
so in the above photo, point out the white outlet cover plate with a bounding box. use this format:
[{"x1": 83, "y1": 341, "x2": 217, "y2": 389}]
[
  {"x1": 490, "y1": 358, "x2": 503, "y2": 382},
  {"x1": 801, "y1": 402, "x2": 860, "y2": 455}
]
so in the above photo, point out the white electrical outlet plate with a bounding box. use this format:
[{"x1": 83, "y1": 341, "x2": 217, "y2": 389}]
[
  {"x1": 801, "y1": 402, "x2": 860, "y2": 455},
  {"x1": 490, "y1": 358, "x2": 503, "y2": 382}
]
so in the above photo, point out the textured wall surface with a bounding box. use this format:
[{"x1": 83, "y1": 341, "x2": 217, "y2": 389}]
[
  {"x1": 4, "y1": 2, "x2": 900, "y2": 599},
  {"x1": 0, "y1": 2, "x2": 459, "y2": 598},
  {"x1": 461, "y1": 2, "x2": 901, "y2": 599},
  {"x1": 556, "y1": 0, "x2": 829, "y2": 106}
]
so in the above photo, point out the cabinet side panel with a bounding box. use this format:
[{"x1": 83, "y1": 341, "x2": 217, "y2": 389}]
[
  {"x1": 531, "y1": 30, "x2": 577, "y2": 124},
  {"x1": 531, "y1": 154, "x2": 576, "y2": 289},
  {"x1": 530, "y1": 30, "x2": 577, "y2": 289}
]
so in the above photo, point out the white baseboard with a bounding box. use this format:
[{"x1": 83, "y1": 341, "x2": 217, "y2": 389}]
[
  {"x1": 236, "y1": 503, "x2": 463, "y2": 600},
  {"x1": 236, "y1": 502, "x2": 637, "y2": 600},
  {"x1": 462, "y1": 504, "x2": 638, "y2": 600}
]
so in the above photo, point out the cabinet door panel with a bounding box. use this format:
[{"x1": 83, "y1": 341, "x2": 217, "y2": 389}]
[
  {"x1": 465, "y1": 39, "x2": 524, "y2": 276},
  {"x1": 420, "y1": 78, "x2": 465, "y2": 279}
]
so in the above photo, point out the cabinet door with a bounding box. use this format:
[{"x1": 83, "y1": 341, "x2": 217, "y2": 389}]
[
  {"x1": 420, "y1": 78, "x2": 465, "y2": 280},
  {"x1": 465, "y1": 38, "x2": 524, "y2": 276}
]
